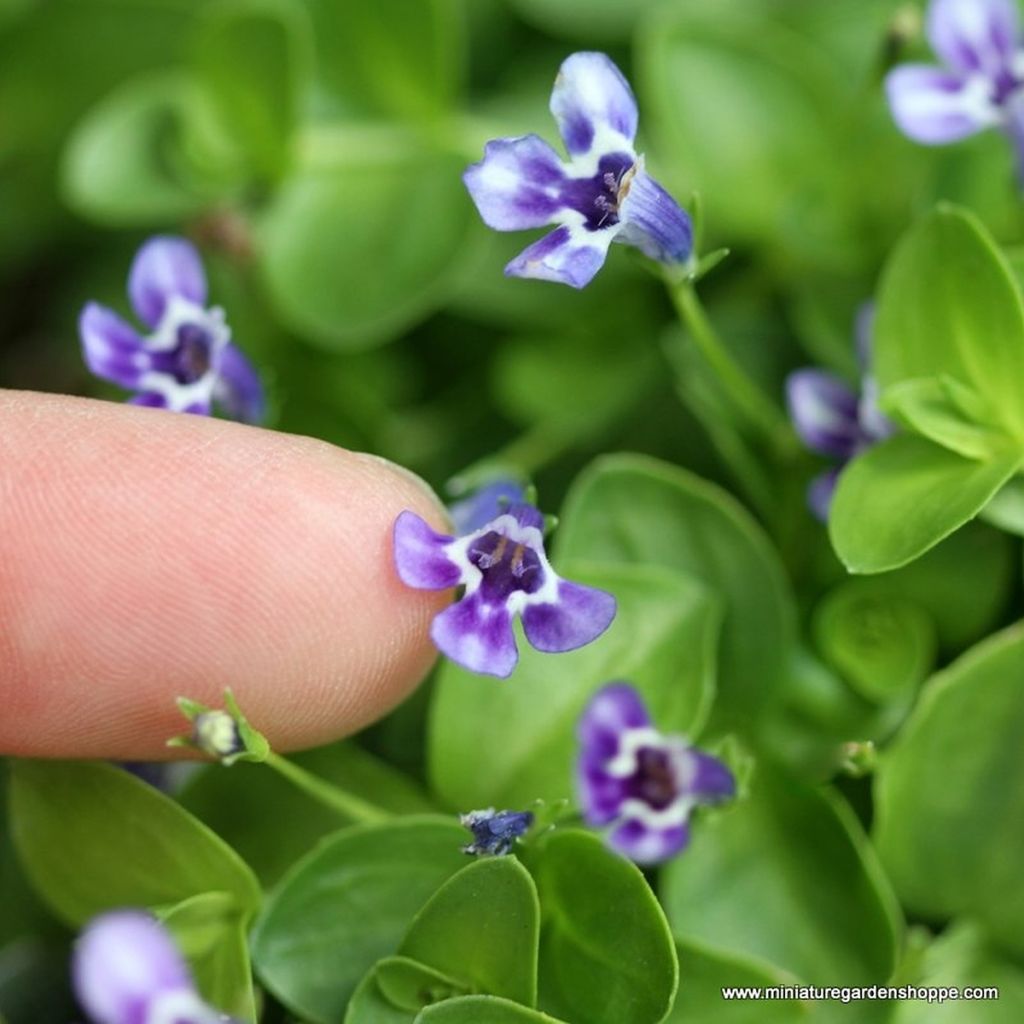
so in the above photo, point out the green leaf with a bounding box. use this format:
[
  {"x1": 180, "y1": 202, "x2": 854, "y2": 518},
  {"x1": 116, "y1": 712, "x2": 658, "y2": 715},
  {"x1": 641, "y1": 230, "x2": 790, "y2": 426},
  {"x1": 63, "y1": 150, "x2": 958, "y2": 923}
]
[
  {"x1": 400, "y1": 857, "x2": 539, "y2": 1006},
  {"x1": 874, "y1": 624, "x2": 1024, "y2": 961},
  {"x1": 813, "y1": 584, "x2": 935, "y2": 705},
  {"x1": 981, "y1": 475, "x2": 1024, "y2": 536},
  {"x1": 375, "y1": 957, "x2": 468, "y2": 1012},
  {"x1": 507, "y1": 0, "x2": 663, "y2": 41},
  {"x1": 191, "y1": 0, "x2": 310, "y2": 182},
  {"x1": 874, "y1": 204, "x2": 1024, "y2": 441},
  {"x1": 8, "y1": 760, "x2": 260, "y2": 925},
  {"x1": 161, "y1": 892, "x2": 255, "y2": 1022},
  {"x1": 662, "y1": 761, "x2": 900, "y2": 986},
  {"x1": 554, "y1": 453, "x2": 796, "y2": 726},
  {"x1": 429, "y1": 561, "x2": 720, "y2": 811},
  {"x1": 250, "y1": 816, "x2": 469, "y2": 1023},
  {"x1": 829, "y1": 435, "x2": 1021, "y2": 573},
  {"x1": 892, "y1": 921, "x2": 1024, "y2": 1024},
  {"x1": 531, "y1": 830, "x2": 677, "y2": 1024},
  {"x1": 259, "y1": 140, "x2": 474, "y2": 349},
  {"x1": 416, "y1": 996, "x2": 570, "y2": 1023},
  {"x1": 665, "y1": 940, "x2": 805, "y2": 1023},
  {"x1": 345, "y1": 966, "x2": 418, "y2": 1024}
]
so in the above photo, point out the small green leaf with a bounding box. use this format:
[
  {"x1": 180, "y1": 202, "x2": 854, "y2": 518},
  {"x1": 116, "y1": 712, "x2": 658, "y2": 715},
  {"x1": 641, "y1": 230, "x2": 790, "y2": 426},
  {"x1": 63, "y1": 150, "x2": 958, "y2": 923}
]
[
  {"x1": 874, "y1": 623, "x2": 1024, "y2": 961},
  {"x1": 429, "y1": 562, "x2": 720, "y2": 811},
  {"x1": 400, "y1": 857, "x2": 539, "y2": 1006},
  {"x1": 829, "y1": 435, "x2": 1021, "y2": 573},
  {"x1": 8, "y1": 760, "x2": 260, "y2": 925},
  {"x1": 375, "y1": 957, "x2": 468, "y2": 1012},
  {"x1": 250, "y1": 816, "x2": 469, "y2": 1023},
  {"x1": 554, "y1": 453, "x2": 796, "y2": 726},
  {"x1": 980, "y1": 475, "x2": 1024, "y2": 536},
  {"x1": 662, "y1": 761, "x2": 900, "y2": 986},
  {"x1": 531, "y1": 830, "x2": 678, "y2": 1024},
  {"x1": 345, "y1": 966, "x2": 417, "y2": 1024},
  {"x1": 416, "y1": 995, "x2": 571, "y2": 1023}
]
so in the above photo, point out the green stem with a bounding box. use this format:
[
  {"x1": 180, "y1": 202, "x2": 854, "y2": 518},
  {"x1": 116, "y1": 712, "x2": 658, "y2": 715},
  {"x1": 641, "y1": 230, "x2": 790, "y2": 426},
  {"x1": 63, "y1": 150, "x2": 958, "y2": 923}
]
[
  {"x1": 667, "y1": 275, "x2": 790, "y2": 442},
  {"x1": 264, "y1": 752, "x2": 390, "y2": 824}
]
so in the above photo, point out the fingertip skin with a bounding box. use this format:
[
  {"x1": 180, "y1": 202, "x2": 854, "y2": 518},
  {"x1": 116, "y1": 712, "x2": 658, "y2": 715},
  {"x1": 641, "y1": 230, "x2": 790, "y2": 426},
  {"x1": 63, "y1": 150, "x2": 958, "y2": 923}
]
[{"x1": 0, "y1": 391, "x2": 450, "y2": 758}]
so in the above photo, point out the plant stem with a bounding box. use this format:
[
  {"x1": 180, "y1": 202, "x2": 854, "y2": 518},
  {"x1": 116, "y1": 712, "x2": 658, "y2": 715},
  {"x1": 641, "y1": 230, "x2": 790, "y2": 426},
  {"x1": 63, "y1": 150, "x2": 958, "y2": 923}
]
[{"x1": 264, "y1": 752, "x2": 390, "y2": 824}]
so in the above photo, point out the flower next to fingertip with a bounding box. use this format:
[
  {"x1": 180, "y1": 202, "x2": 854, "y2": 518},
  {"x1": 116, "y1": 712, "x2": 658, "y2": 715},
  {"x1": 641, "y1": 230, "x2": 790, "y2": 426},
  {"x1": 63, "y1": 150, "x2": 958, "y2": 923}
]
[
  {"x1": 460, "y1": 808, "x2": 535, "y2": 856},
  {"x1": 785, "y1": 304, "x2": 895, "y2": 519},
  {"x1": 577, "y1": 683, "x2": 735, "y2": 866},
  {"x1": 463, "y1": 51, "x2": 692, "y2": 288},
  {"x1": 73, "y1": 910, "x2": 238, "y2": 1024},
  {"x1": 79, "y1": 236, "x2": 264, "y2": 422},
  {"x1": 393, "y1": 498, "x2": 616, "y2": 678},
  {"x1": 886, "y1": 0, "x2": 1024, "y2": 179}
]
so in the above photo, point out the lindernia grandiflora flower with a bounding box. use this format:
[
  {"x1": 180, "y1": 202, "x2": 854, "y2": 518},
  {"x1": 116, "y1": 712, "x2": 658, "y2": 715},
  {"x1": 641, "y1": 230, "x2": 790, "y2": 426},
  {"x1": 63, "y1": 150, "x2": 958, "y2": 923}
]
[
  {"x1": 463, "y1": 51, "x2": 693, "y2": 288},
  {"x1": 786, "y1": 305, "x2": 894, "y2": 519},
  {"x1": 393, "y1": 500, "x2": 616, "y2": 678},
  {"x1": 577, "y1": 683, "x2": 735, "y2": 865},
  {"x1": 886, "y1": 0, "x2": 1024, "y2": 176},
  {"x1": 73, "y1": 910, "x2": 238, "y2": 1024},
  {"x1": 79, "y1": 236, "x2": 264, "y2": 421},
  {"x1": 460, "y1": 807, "x2": 535, "y2": 856}
]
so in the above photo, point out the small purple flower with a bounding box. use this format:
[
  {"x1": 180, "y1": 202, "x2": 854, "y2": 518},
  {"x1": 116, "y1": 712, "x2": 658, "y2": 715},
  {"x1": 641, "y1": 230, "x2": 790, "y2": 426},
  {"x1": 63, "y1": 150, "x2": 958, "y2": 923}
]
[
  {"x1": 463, "y1": 51, "x2": 693, "y2": 288},
  {"x1": 79, "y1": 236, "x2": 264, "y2": 422},
  {"x1": 460, "y1": 808, "x2": 535, "y2": 856},
  {"x1": 786, "y1": 306, "x2": 895, "y2": 519},
  {"x1": 73, "y1": 910, "x2": 236, "y2": 1024},
  {"x1": 393, "y1": 501, "x2": 616, "y2": 678},
  {"x1": 886, "y1": 0, "x2": 1024, "y2": 176},
  {"x1": 577, "y1": 683, "x2": 735, "y2": 866}
]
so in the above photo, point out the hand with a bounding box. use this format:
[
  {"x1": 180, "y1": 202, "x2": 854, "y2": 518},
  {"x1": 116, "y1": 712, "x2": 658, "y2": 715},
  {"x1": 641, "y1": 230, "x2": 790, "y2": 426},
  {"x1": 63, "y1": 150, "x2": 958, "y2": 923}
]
[{"x1": 0, "y1": 391, "x2": 448, "y2": 759}]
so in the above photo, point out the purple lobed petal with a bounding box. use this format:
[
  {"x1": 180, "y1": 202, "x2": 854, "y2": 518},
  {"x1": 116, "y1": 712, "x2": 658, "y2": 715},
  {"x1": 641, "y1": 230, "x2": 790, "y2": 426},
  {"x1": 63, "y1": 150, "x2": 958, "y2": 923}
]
[
  {"x1": 808, "y1": 467, "x2": 841, "y2": 521},
  {"x1": 128, "y1": 236, "x2": 208, "y2": 329},
  {"x1": 616, "y1": 166, "x2": 693, "y2": 265},
  {"x1": 885, "y1": 65, "x2": 995, "y2": 144},
  {"x1": 522, "y1": 579, "x2": 617, "y2": 654},
  {"x1": 213, "y1": 342, "x2": 265, "y2": 424},
  {"x1": 577, "y1": 683, "x2": 652, "y2": 763},
  {"x1": 79, "y1": 303, "x2": 149, "y2": 390},
  {"x1": 608, "y1": 817, "x2": 690, "y2": 866},
  {"x1": 431, "y1": 591, "x2": 519, "y2": 678},
  {"x1": 686, "y1": 749, "x2": 736, "y2": 804},
  {"x1": 505, "y1": 224, "x2": 614, "y2": 289},
  {"x1": 463, "y1": 135, "x2": 567, "y2": 231},
  {"x1": 393, "y1": 511, "x2": 461, "y2": 590},
  {"x1": 786, "y1": 369, "x2": 862, "y2": 459},
  {"x1": 449, "y1": 480, "x2": 526, "y2": 535},
  {"x1": 550, "y1": 52, "x2": 638, "y2": 157},
  {"x1": 127, "y1": 392, "x2": 169, "y2": 409},
  {"x1": 577, "y1": 762, "x2": 631, "y2": 826},
  {"x1": 927, "y1": 0, "x2": 1019, "y2": 77}
]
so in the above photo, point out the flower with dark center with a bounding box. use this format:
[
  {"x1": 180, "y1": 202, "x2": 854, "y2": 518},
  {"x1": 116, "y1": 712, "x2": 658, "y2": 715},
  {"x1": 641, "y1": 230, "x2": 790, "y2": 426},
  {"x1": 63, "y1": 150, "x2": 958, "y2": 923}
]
[
  {"x1": 886, "y1": 0, "x2": 1024, "y2": 179},
  {"x1": 79, "y1": 236, "x2": 264, "y2": 422},
  {"x1": 393, "y1": 499, "x2": 616, "y2": 678},
  {"x1": 577, "y1": 683, "x2": 735, "y2": 865},
  {"x1": 463, "y1": 51, "x2": 693, "y2": 288}
]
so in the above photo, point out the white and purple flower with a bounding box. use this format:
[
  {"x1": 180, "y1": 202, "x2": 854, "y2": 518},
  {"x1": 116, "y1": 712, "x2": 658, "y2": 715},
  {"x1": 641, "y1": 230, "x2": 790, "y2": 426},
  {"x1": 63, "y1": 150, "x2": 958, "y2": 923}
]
[
  {"x1": 463, "y1": 51, "x2": 693, "y2": 288},
  {"x1": 393, "y1": 500, "x2": 616, "y2": 678},
  {"x1": 79, "y1": 236, "x2": 264, "y2": 422},
  {"x1": 577, "y1": 683, "x2": 735, "y2": 866},
  {"x1": 886, "y1": 0, "x2": 1024, "y2": 175},
  {"x1": 73, "y1": 910, "x2": 237, "y2": 1024},
  {"x1": 786, "y1": 307, "x2": 895, "y2": 519}
]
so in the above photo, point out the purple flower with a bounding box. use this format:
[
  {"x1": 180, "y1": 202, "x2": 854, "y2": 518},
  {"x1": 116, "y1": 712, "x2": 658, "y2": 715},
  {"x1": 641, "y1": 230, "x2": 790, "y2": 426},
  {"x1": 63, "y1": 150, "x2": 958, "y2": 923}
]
[
  {"x1": 577, "y1": 683, "x2": 735, "y2": 865},
  {"x1": 786, "y1": 306, "x2": 895, "y2": 519},
  {"x1": 463, "y1": 51, "x2": 693, "y2": 288},
  {"x1": 393, "y1": 501, "x2": 616, "y2": 678},
  {"x1": 73, "y1": 910, "x2": 236, "y2": 1024},
  {"x1": 460, "y1": 808, "x2": 535, "y2": 855},
  {"x1": 79, "y1": 236, "x2": 264, "y2": 422},
  {"x1": 886, "y1": 0, "x2": 1024, "y2": 175}
]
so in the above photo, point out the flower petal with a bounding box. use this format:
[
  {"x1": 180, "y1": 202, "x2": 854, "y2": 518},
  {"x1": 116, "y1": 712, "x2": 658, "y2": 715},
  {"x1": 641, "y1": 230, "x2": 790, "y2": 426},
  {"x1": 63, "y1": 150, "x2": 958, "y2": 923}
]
[
  {"x1": 505, "y1": 223, "x2": 616, "y2": 289},
  {"x1": 431, "y1": 591, "x2": 519, "y2": 678},
  {"x1": 128, "y1": 392, "x2": 169, "y2": 409},
  {"x1": 463, "y1": 135, "x2": 567, "y2": 230},
  {"x1": 73, "y1": 911, "x2": 195, "y2": 1024},
  {"x1": 808, "y1": 467, "x2": 841, "y2": 522},
  {"x1": 686, "y1": 750, "x2": 736, "y2": 804},
  {"x1": 927, "y1": 0, "x2": 1019, "y2": 77},
  {"x1": 79, "y1": 302, "x2": 149, "y2": 389},
  {"x1": 577, "y1": 761, "x2": 631, "y2": 826},
  {"x1": 393, "y1": 511, "x2": 461, "y2": 590},
  {"x1": 608, "y1": 817, "x2": 690, "y2": 866},
  {"x1": 885, "y1": 65, "x2": 996, "y2": 144},
  {"x1": 616, "y1": 163, "x2": 693, "y2": 264},
  {"x1": 550, "y1": 52, "x2": 638, "y2": 158},
  {"x1": 522, "y1": 579, "x2": 616, "y2": 653},
  {"x1": 128, "y1": 236, "x2": 208, "y2": 329},
  {"x1": 449, "y1": 480, "x2": 526, "y2": 535},
  {"x1": 578, "y1": 682, "x2": 652, "y2": 762},
  {"x1": 213, "y1": 343, "x2": 265, "y2": 424},
  {"x1": 786, "y1": 369, "x2": 862, "y2": 459}
]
